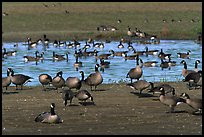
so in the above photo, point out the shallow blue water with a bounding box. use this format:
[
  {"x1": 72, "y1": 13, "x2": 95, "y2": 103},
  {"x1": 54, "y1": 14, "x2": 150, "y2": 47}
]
[{"x1": 2, "y1": 40, "x2": 202, "y2": 86}]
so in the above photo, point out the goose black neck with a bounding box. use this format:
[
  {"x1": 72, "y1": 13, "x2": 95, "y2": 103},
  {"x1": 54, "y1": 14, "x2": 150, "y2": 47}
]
[
  {"x1": 80, "y1": 71, "x2": 84, "y2": 81},
  {"x1": 95, "y1": 65, "x2": 99, "y2": 72},
  {"x1": 195, "y1": 61, "x2": 198, "y2": 69},
  {"x1": 50, "y1": 107, "x2": 55, "y2": 115},
  {"x1": 183, "y1": 62, "x2": 187, "y2": 69}
]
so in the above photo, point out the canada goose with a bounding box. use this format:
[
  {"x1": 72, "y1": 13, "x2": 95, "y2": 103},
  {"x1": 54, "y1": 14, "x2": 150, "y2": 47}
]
[
  {"x1": 177, "y1": 50, "x2": 191, "y2": 59},
  {"x1": 38, "y1": 74, "x2": 52, "y2": 89},
  {"x1": 73, "y1": 39, "x2": 81, "y2": 48},
  {"x1": 66, "y1": 41, "x2": 74, "y2": 48},
  {"x1": 35, "y1": 103, "x2": 63, "y2": 124},
  {"x1": 27, "y1": 37, "x2": 37, "y2": 49},
  {"x1": 74, "y1": 56, "x2": 82, "y2": 71},
  {"x1": 52, "y1": 71, "x2": 65, "y2": 92},
  {"x1": 160, "y1": 59, "x2": 170, "y2": 70},
  {"x1": 168, "y1": 57, "x2": 176, "y2": 67},
  {"x1": 182, "y1": 71, "x2": 202, "y2": 90},
  {"x1": 117, "y1": 19, "x2": 122, "y2": 23},
  {"x1": 127, "y1": 80, "x2": 154, "y2": 97},
  {"x1": 2, "y1": 69, "x2": 11, "y2": 91},
  {"x1": 92, "y1": 41, "x2": 104, "y2": 48},
  {"x1": 140, "y1": 60, "x2": 158, "y2": 67},
  {"x1": 194, "y1": 60, "x2": 200, "y2": 72},
  {"x1": 132, "y1": 48, "x2": 145, "y2": 56},
  {"x1": 53, "y1": 52, "x2": 68, "y2": 62},
  {"x1": 145, "y1": 47, "x2": 159, "y2": 56},
  {"x1": 109, "y1": 49, "x2": 128, "y2": 57},
  {"x1": 126, "y1": 55, "x2": 143, "y2": 83},
  {"x1": 82, "y1": 48, "x2": 98, "y2": 57},
  {"x1": 43, "y1": 34, "x2": 49, "y2": 45},
  {"x1": 149, "y1": 84, "x2": 175, "y2": 96},
  {"x1": 117, "y1": 41, "x2": 124, "y2": 48},
  {"x1": 127, "y1": 41, "x2": 134, "y2": 50},
  {"x1": 127, "y1": 26, "x2": 135, "y2": 37},
  {"x1": 23, "y1": 51, "x2": 43, "y2": 63},
  {"x1": 85, "y1": 64, "x2": 103, "y2": 91},
  {"x1": 75, "y1": 90, "x2": 94, "y2": 104},
  {"x1": 65, "y1": 71, "x2": 84, "y2": 90},
  {"x1": 159, "y1": 87, "x2": 185, "y2": 113},
  {"x1": 84, "y1": 41, "x2": 91, "y2": 49},
  {"x1": 7, "y1": 68, "x2": 33, "y2": 90},
  {"x1": 180, "y1": 93, "x2": 202, "y2": 114},
  {"x1": 122, "y1": 53, "x2": 136, "y2": 61},
  {"x1": 100, "y1": 59, "x2": 110, "y2": 72},
  {"x1": 158, "y1": 49, "x2": 171, "y2": 60},
  {"x1": 94, "y1": 51, "x2": 111, "y2": 61},
  {"x1": 87, "y1": 38, "x2": 93, "y2": 43},
  {"x1": 180, "y1": 60, "x2": 195, "y2": 77},
  {"x1": 61, "y1": 89, "x2": 75, "y2": 106},
  {"x1": 3, "y1": 48, "x2": 17, "y2": 56}
]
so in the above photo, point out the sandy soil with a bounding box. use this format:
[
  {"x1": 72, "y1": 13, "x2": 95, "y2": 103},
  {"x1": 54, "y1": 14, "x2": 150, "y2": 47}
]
[{"x1": 2, "y1": 81, "x2": 202, "y2": 135}]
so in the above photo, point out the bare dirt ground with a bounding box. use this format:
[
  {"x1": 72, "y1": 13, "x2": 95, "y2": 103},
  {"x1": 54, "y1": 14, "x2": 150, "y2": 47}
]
[{"x1": 2, "y1": 82, "x2": 202, "y2": 135}]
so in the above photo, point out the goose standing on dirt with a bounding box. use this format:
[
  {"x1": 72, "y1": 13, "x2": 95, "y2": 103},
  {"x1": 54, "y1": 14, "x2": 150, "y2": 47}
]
[
  {"x1": 61, "y1": 89, "x2": 75, "y2": 106},
  {"x1": 85, "y1": 64, "x2": 103, "y2": 91},
  {"x1": 35, "y1": 103, "x2": 63, "y2": 124},
  {"x1": 182, "y1": 70, "x2": 202, "y2": 90},
  {"x1": 39, "y1": 73, "x2": 52, "y2": 90},
  {"x1": 75, "y1": 89, "x2": 94, "y2": 103},
  {"x1": 148, "y1": 84, "x2": 175, "y2": 96},
  {"x1": 180, "y1": 93, "x2": 202, "y2": 114},
  {"x1": 7, "y1": 68, "x2": 33, "y2": 90},
  {"x1": 126, "y1": 55, "x2": 143, "y2": 83},
  {"x1": 65, "y1": 71, "x2": 84, "y2": 90},
  {"x1": 52, "y1": 71, "x2": 65, "y2": 92},
  {"x1": 159, "y1": 87, "x2": 185, "y2": 113},
  {"x1": 127, "y1": 80, "x2": 154, "y2": 97},
  {"x1": 2, "y1": 69, "x2": 11, "y2": 91}
]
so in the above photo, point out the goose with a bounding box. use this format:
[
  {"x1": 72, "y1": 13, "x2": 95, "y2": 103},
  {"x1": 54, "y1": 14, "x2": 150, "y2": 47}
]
[
  {"x1": 126, "y1": 55, "x2": 143, "y2": 83},
  {"x1": 100, "y1": 59, "x2": 110, "y2": 72},
  {"x1": 159, "y1": 87, "x2": 185, "y2": 113},
  {"x1": 158, "y1": 49, "x2": 171, "y2": 60},
  {"x1": 127, "y1": 80, "x2": 154, "y2": 97},
  {"x1": 180, "y1": 60, "x2": 195, "y2": 77},
  {"x1": 122, "y1": 53, "x2": 136, "y2": 61},
  {"x1": 66, "y1": 41, "x2": 74, "y2": 48},
  {"x1": 2, "y1": 69, "x2": 11, "y2": 91},
  {"x1": 35, "y1": 103, "x2": 63, "y2": 124},
  {"x1": 84, "y1": 64, "x2": 103, "y2": 91},
  {"x1": 87, "y1": 38, "x2": 93, "y2": 43},
  {"x1": 43, "y1": 34, "x2": 49, "y2": 45},
  {"x1": 92, "y1": 41, "x2": 104, "y2": 48},
  {"x1": 132, "y1": 48, "x2": 145, "y2": 56},
  {"x1": 194, "y1": 60, "x2": 200, "y2": 72},
  {"x1": 75, "y1": 89, "x2": 94, "y2": 103},
  {"x1": 61, "y1": 89, "x2": 75, "y2": 106},
  {"x1": 65, "y1": 71, "x2": 84, "y2": 90},
  {"x1": 109, "y1": 50, "x2": 128, "y2": 57},
  {"x1": 73, "y1": 56, "x2": 82, "y2": 71},
  {"x1": 127, "y1": 26, "x2": 135, "y2": 37},
  {"x1": 145, "y1": 47, "x2": 159, "y2": 56},
  {"x1": 38, "y1": 73, "x2": 52, "y2": 89},
  {"x1": 182, "y1": 70, "x2": 202, "y2": 90},
  {"x1": 140, "y1": 60, "x2": 158, "y2": 67},
  {"x1": 180, "y1": 93, "x2": 202, "y2": 114},
  {"x1": 94, "y1": 51, "x2": 111, "y2": 61},
  {"x1": 82, "y1": 48, "x2": 98, "y2": 57},
  {"x1": 7, "y1": 68, "x2": 33, "y2": 90},
  {"x1": 177, "y1": 50, "x2": 191, "y2": 59},
  {"x1": 23, "y1": 51, "x2": 43, "y2": 63},
  {"x1": 3, "y1": 48, "x2": 17, "y2": 56},
  {"x1": 127, "y1": 41, "x2": 134, "y2": 50},
  {"x1": 168, "y1": 57, "x2": 176, "y2": 67},
  {"x1": 27, "y1": 37, "x2": 37, "y2": 49},
  {"x1": 53, "y1": 52, "x2": 68, "y2": 62},
  {"x1": 148, "y1": 84, "x2": 175, "y2": 96},
  {"x1": 160, "y1": 59, "x2": 170, "y2": 70},
  {"x1": 84, "y1": 41, "x2": 91, "y2": 49},
  {"x1": 52, "y1": 71, "x2": 65, "y2": 92},
  {"x1": 117, "y1": 41, "x2": 124, "y2": 48}
]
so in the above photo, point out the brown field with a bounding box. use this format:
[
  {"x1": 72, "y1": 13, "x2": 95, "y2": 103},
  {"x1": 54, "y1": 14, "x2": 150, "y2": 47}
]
[{"x1": 2, "y1": 82, "x2": 202, "y2": 135}]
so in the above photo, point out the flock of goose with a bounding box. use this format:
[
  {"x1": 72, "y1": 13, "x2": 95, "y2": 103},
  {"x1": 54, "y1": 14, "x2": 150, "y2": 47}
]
[{"x1": 2, "y1": 32, "x2": 202, "y2": 124}]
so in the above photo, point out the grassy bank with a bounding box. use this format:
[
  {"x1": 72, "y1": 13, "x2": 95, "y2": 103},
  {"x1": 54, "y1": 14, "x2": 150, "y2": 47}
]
[{"x1": 2, "y1": 2, "x2": 202, "y2": 42}]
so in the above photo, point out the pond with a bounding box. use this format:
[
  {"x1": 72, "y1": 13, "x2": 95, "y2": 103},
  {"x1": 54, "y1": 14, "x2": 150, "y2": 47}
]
[{"x1": 2, "y1": 40, "x2": 202, "y2": 86}]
